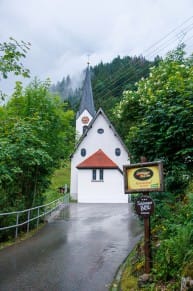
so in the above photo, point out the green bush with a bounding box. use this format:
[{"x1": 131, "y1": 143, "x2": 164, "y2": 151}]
[
  {"x1": 153, "y1": 223, "x2": 193, "y2": 281},
  {"x1": 149, "y1": 192, "x2": 193, "y2": 286}
]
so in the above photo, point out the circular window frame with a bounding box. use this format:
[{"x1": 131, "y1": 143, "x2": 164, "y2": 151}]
[{"x1": 97, "y1": 128, "x2": 104, "y2": 134}]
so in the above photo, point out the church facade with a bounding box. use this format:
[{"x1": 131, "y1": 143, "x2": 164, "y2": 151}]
[{"x1": 70, "y1": 65, "x2": 130, "y2": 203}]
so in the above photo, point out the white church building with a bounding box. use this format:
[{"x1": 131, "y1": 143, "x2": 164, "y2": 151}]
[{"x1": 70, "y1": 65, "x2": 130, "y2": 203}]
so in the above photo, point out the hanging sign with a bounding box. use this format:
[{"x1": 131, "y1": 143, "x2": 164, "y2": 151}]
[
  {"x1": 135, "y1": 195, "x2": 154, "y2": 217},
  {"x1": 123, "y1": 161, "x2": 163, "y2": 193}
]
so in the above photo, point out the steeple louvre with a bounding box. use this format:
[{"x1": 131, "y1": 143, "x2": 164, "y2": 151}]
[{"x1": 77, "y1": 65, "x2": 96, "y2": 118}]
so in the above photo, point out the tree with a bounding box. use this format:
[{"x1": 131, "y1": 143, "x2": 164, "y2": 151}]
[
  {"x1": 0, "y1": 37, "x2": 30, "y2": 79},
  {"x1": 0, "y1": 79, "x2": 75, "y2": 211},
  {"x1": 92, "y1": 55, "x2": 156, "y2": 118},
  {"x1": 0, "y1": 37, "x2": 30, "y2": 101},
  {"x1": 114, "y1": 45, "x2": 193, "y2": 193}
]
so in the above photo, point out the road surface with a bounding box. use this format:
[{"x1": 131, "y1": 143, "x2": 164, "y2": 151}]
[{"x1": 0, "y1": 203, "x2": 142, "y2": 291}]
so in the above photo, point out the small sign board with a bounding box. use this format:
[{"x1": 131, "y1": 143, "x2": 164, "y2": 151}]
[
  {"x1": 123, "y1": 161, "x2": 163, "y2": 193},
  {"x1": 135, "y1": 195, "x2": 154, "y2": 217}
]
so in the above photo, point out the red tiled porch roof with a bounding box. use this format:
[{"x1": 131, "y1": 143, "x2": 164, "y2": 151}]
[{"x1": 77, "y1": 149, "x2": 119, "y2": 169}]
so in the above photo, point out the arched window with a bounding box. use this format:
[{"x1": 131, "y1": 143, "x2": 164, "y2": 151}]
[
  {"x1": 81, "y1": 148, "x2": 86, "y2": 157},
  {"x1": 115, "y1": 148, "x2": 121, "y2": 156}
]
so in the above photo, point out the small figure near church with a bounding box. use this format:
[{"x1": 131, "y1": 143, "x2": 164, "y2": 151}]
[{"x1": 70, "y1": 64, "x2": 130, "y2": 203}]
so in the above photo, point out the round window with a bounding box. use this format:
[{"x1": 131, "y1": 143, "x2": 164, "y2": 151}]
[{"x1": 97, "y1": 128, "x2": 104, "y2": 134}]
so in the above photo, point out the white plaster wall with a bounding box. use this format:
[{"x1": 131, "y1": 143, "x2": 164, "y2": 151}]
[
  {"x1": 70, "y1": 112, "x2": 130, "y2": 201},
  {"x1": 70, "y1": 164, "x2": 78, "y2": 200},
  {"x1": 76, "y1": 109, "x2": 93, "y2": 138},
  {"x1": 78, "y1": 169, "x2": 128, "y2": 203}
]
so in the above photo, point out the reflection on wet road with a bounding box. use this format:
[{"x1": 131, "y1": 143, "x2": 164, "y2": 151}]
[{"x1": 0, "y1": 203, "x2": 142, "y2": 291}]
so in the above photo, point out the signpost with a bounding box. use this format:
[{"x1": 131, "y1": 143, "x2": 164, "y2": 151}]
[
  {"x1": 135, "y1": 195, "x2": 154, "y2": 217},
  {"x1": 135, "y1": 195, "x2": 154, "y2": 273},
  {"x1": 123, "y1": 161, "x2": 163, "y2": 274},
  {"x1": 123, "y1": 161, "x2": 163, "y2": 193}
]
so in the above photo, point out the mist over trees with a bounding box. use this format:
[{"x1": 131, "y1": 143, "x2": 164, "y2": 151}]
[{"x1": 50, "y1": 75, "x2": 82, "y2": 111}]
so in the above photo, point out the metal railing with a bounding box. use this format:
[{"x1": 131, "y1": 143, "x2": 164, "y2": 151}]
[{"x1": 0, "y1": 194, "x2": 69, "y2": 239}]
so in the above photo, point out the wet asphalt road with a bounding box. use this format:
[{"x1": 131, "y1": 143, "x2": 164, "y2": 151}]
[{"x1": 0, "y1": 203, "x2": 142, "y2": 291}]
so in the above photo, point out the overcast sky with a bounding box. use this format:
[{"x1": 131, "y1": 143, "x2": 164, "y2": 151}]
[{"x1": 1, "y1": 0, "x2": 193, "y2": 95}]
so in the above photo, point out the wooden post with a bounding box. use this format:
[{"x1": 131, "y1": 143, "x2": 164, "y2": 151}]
[
  {"x1": 140, "y1": 157, "x2": 151, "y2": 273},
  {"x1": 143, "y1": 190, "x2": 151, "y2": 274},
  {"x1": 144, "y1": 214, "x2": 151, "y2": 273}
]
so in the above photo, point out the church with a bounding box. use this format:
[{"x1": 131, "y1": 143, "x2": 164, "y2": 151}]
[{"x1": 70, "y1": 65, "x2": 130, "y2": 203}]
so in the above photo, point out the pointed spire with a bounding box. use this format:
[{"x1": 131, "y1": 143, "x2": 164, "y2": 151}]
[{"x1": 77, "y1": 64, "x2": 96, "y2": 118}]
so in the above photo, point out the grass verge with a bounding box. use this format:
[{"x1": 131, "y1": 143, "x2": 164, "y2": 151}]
[
  {"x1": 44, "y1": 162, "x2": 71, "y2": 203},
  {"x1": 110, "y1": 247, "x2": 139, "y2": 291}
]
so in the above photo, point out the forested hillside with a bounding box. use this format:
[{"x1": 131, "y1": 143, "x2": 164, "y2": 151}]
[
  {"x1": 51, "y1": 55, "x2": 160, "y2": 117},
  {"x1": 50, "y1": 75, "x2": 82, "y2": 111},
  {"x1": 92, "y1": 55, "x2": 159, "y2": 115}
]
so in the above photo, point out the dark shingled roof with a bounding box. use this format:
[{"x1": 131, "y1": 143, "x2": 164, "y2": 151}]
[{"x1": 77, "y1": 65, "x2": 96, "y2": 118}]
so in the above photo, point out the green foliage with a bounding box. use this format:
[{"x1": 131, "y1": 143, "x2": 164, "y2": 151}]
[
  {"x1": 151, "y1": 194, "x2": 193, "y2": 283},
  {"x1": 114, "y1": 45, "x2": 193, "y2": 193},
  {"x1": 0, "y1": 37, "x2": 30, "y2": 79},
  {"x1": 44, "y1": 164, "x2": 70, "y2": 203},
  {"x1": 0, "y1": 79, "x2": 74, "y2": 215},
  {"x1": 92, "y1": 55, "x2": 157, "y2": 118},
  {"x1": 119, "y1": 194, "x2": 193, "y2": 289},
  {"x1": 0, "y1": 37, "x2": 30, "y2": 101},
  {"x1": 116, "y1": 45, "x2": 193, "y2": 288}
]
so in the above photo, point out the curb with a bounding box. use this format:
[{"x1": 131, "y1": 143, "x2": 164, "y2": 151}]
[
  {"x1": 110, "y1": 256, "x2": 128, "y2": 291},
  {"x1": 110, "y1": 234, "x2": 143, "y2": 291}
]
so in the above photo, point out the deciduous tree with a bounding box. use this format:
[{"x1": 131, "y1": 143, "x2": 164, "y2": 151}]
[
  {"x1": 114, "y1": 45, "x2": 193, "y2": 193},
  {"x1": 0, "y1": 79, "x2": 74, "y2": 211}
]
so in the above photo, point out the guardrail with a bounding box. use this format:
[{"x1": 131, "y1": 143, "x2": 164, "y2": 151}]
[{"x1": 0, "y1": 194, "x2": 69, "y2": 239}]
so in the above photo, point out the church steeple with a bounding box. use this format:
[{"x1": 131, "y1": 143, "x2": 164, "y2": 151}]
[
  {"x1": 76, "y1": 64, "x2": 96, "y2": 137},
  {"x1": 77, "y1": 64, "x2": 96, "y2": 118}
]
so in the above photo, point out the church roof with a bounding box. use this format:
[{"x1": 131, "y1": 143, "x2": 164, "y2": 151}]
[
  {"x1": 77, "y1": 149, "x2": 121, "y2": 170},
  {"x1": 77, "y1": 65, "x2": 96, "y2": 118}
]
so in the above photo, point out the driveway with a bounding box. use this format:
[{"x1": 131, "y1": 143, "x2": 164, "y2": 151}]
[{"x1": 0, "y1": 203, "x2": 142, "y2": 291}]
